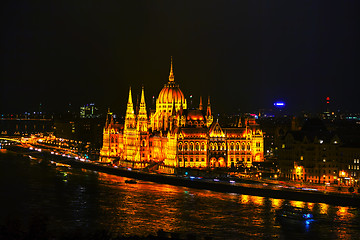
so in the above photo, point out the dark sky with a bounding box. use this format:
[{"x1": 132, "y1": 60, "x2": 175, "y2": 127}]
[{"x1": 1, "y1": 1, "x2": 359, "y2": 116}]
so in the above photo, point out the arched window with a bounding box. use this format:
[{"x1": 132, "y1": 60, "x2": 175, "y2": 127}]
[
  {"x1": 141, "y1": 140, "x2": 146, "y2": 147},
  {"x1": 241, "y1": 142, "x2": 245, "y2": 151},
  {"x1": 190, "y1": 142, "x2": 194, "y2": 151},
  {"x1": 184, "y1": 143, "x2": 188, "y2": 151},
  {"x1": 247, "y1": 143, "x2": 251, "y2": 151},
  {"x1": 201, "y1": 143, "x2": 205, "y2": 151},
  {"x1": 215, "y1": 143, "x2": 218, "y2": 150},
  {"x1": 178, "y1": 143, "x2": 182, "y2": 151},
  {"x1": 236, "y1": 142, "x2": 240, "y2": 151},
  {"x1": 230, "y1": 142, "x2": 234, "y2": 151},
  {"x1": 195, "y1": 142, "x2": 199, "y2": 151}
]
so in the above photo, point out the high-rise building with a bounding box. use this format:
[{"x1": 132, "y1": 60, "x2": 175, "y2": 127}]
[{"x1": 100, "y1": 58, "x2": 264, "y2": 169}]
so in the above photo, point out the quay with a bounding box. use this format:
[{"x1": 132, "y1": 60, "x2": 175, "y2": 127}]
[
  {"x1": 56, "y1": 156, "x2": 360, "y2": 208},
  {"x1": 5, "y1": 145, "x2": 360, "y2": 208}
]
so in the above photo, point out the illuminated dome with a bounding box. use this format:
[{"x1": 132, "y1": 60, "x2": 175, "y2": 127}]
[
  {"x1": 187, "y1": 109, "x2": 204, "y2": 121},
  {"x1": 157, "y1": 57, "x2": 186, "y2": 105},
  {"x1": 158, "y1": 83, "x2": 185, "y2": 104}
]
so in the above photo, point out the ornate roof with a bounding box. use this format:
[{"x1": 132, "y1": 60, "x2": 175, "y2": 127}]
[
  {"x1": 186, "y1": 109, "x2": 205, "y2": 121},
  {"x1": 157, "y1": 57, "x2": 186, "y2": 104},
  {"x1": 158, "y1": 83, "x2": 185, "y2": 104}
]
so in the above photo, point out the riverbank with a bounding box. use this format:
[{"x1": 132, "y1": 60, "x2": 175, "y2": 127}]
[
  {"x1": 63, "y1": 159, "x2": 360, "y2": 207},
  {"x1": 4, "y1": 145, "x2": 360, "y2": 208}
]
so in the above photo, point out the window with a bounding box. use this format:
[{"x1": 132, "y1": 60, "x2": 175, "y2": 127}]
[{"x1": 195, "y1": 142, "x2": 199, "y2": 151}]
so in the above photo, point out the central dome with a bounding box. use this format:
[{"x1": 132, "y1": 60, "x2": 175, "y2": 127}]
[
  {"x1": 157, "y1": 57, "x2": 186, "y2": 105},
  {"x1": 158, "y1": 82, "x2": 185, "y2": 104}
]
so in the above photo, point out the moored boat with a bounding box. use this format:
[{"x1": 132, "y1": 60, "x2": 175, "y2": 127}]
[{"x1": 276, "y1": 205, "x2": 315, "y2": 225}]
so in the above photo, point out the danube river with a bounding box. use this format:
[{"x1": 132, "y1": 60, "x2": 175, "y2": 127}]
[{"x1": 1, "y1": 150, "x2": 359, "y2": 239}]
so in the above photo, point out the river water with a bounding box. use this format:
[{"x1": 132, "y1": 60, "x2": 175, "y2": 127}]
[{"x1": 0, "y1": 150, "x2": 359, "y2": 239}]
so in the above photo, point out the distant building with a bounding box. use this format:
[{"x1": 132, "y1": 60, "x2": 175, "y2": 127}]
[
  {"x1": 277, "y1": 119, "x2": 360, "y2": 186},
  {"x1": 54, "y1": 118, "x2": 104, "y2": 149},
  {"x1": 100, "y1": 58, "x2": 264, "y2": 169},
  {"x1": 0, "y1": 113, "x2": 53, "y2": 136},
  {"x1": 80, "y1": 103, "x2": 99, "y2": 118}
]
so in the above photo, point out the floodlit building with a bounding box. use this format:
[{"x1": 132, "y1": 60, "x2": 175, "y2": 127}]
[{"x1": 100, "y1": 58, "x2": 264, "y2": 169}]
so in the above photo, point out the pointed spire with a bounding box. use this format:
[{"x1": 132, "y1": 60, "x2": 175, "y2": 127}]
[
  {"x1": 199, "y1": 96, "x2": 203, "y2": 110},
  {"x1": 137, "y1": 86, "x2": 148, "y2": 132},
  {"x1": 125, "y1": 87, "x2": 135, "y2": 118},
  {"x1": 206, "y1": 96, "x2": 212, "y2": 116},
  {"x1": 138, "y1": 86, "x2": 147, "y2": 117},
  {"x1": 168, "y1": 56, "x2": 174, "y2": 82},
  {"x1": 128, "y1": 87, "x2": 133, "y2": 104}
]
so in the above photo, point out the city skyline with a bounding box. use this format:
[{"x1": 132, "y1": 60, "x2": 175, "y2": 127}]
[{"x1": 2, "y1": 1, "x2": 359, "y2": 115}]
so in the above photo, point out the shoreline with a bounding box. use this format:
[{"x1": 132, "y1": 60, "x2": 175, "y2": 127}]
[{"x1": 4, "y1": 146, "x2": 360, "y2": 208}]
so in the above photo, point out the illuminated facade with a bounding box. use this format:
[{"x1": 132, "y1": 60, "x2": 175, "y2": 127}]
[
  {"x1": 277, "y1": 119, "x2": 360, "y2": 185},
  {"x1": 100, "y1": 58, "x2": 264, "y2": 169}
]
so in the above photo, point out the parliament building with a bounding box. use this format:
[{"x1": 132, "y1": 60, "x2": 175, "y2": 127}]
[{"x1": 100, "y1": 58, "x2": 264, "y2": 169}]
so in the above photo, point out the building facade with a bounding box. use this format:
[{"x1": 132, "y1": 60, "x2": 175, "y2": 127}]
[
  {"x1": 277, "y1": 119, "x2": 360, "y2": 185},
  {"x1": 100, "y1": 58, "x2": 264, "y2": 169}
]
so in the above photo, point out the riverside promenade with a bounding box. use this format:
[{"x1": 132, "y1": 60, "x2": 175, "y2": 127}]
[
  {"x1": 8, "y1": 144, "x2": 360, "y2": 208},
  {"x1": 58, "y1": 157, "x2": 360, "y2": 208}
]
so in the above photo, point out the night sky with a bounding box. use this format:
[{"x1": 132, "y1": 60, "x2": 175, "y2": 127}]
[{"x1": 1, "y1": 1, "x2": 359, "y2": 116}]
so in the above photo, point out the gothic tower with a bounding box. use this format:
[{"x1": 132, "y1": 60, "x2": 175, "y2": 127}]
[
  {"x1": 137, "y1": 86, "x2": 148, "y2": 132},
  {"x1": 124, "y1": 87, "x2": 138, "y2": 161},
  {"x1": 206, "y1": 96, "x2": 213, "y2": 127}
]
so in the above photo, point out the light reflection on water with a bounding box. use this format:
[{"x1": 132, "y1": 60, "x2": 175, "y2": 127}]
[{"x1": 0, "y1": 152, "x2": 360, "y2": 239}]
